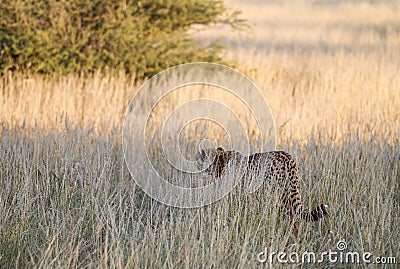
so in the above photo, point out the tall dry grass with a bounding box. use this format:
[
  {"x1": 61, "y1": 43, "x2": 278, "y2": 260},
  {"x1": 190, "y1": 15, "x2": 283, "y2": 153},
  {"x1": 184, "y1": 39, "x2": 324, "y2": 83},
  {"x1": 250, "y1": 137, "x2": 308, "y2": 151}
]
[
  {"x1": 0, "y1": 71, "x2": 139, "y2": 132},
  {"x1": 1, "y1": 2, "x2": 400, "y2": 142},
  {"x1": 1, "y1": 1, "x2": 399, "y2": 268},
  {"x1": 1, "y1": 52, "x2": 399, "y2": 144},
  {"x1": 0, "y1": 122, "x2": 398, "y2": 268},
  {"x1": 196, "y1": 1, "x2": 400, "y2": 143}
]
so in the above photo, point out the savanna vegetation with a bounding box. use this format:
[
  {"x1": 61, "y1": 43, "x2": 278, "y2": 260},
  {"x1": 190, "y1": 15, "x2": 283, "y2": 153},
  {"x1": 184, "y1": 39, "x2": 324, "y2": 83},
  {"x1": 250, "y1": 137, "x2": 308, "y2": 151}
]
[
  {"x1": 0, "y1": 1, "x2": 399, "y2": 268},
  {"x1": 0, "y1": 0, "x2": 243, "y2": 78}
]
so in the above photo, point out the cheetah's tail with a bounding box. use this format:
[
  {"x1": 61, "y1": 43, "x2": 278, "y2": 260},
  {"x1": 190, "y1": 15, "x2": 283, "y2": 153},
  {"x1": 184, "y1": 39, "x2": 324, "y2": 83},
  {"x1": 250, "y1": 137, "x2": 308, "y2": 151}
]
[{"x1": 301, "y1": 204, "x2": 328, "y2": 222}]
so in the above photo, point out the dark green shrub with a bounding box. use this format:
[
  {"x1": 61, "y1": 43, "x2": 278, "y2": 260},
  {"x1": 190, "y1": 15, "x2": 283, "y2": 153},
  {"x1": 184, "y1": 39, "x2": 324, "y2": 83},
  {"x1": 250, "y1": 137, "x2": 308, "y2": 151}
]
[{"x1": 0, "y1": 0, "x2": 244, "y2": 78}]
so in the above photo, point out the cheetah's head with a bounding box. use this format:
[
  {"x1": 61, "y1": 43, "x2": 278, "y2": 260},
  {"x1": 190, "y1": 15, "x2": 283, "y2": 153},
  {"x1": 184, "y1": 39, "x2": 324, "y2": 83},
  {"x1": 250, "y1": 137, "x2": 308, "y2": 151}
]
[{"x1": 197, "y1": 147, "x2": 241, "y2": 178}]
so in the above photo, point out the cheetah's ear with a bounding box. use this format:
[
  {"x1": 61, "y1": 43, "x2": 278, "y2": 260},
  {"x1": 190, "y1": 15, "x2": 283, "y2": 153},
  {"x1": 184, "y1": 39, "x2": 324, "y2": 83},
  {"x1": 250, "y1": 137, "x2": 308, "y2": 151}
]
[
  {"x1": 216, "y1": 147, "x2": 224, "y2": 153},
  {"x1": 200, "y1": 149, "x2": 205, "y2": 159}
]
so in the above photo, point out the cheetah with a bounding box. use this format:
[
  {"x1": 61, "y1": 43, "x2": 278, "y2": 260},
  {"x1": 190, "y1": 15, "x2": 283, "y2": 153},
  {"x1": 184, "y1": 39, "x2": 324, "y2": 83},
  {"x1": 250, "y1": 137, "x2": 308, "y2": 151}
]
[{"x1": 197, "y1": 147, "x2": 328, "y2": 235}]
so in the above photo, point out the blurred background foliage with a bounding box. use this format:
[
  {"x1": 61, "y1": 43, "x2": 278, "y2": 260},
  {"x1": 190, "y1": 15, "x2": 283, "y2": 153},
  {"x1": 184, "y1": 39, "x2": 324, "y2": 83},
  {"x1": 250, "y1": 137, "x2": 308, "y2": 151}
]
[{"x1": 0, "y1": 0, "x2": 244, "y2": 79}]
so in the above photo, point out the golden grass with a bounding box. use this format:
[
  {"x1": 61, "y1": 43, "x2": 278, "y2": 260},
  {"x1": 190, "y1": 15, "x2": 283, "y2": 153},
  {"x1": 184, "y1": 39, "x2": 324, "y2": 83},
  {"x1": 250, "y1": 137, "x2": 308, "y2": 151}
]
[
  {"x1": 1, "y1": 3, "x2": 399, "y2": 267},
  {"x1": 0, "y1": 71, "x2": 138, "y2": 131},
  {"x1": 196, "y1": 1, "x2": 400, "y2": 142},
  {"x1": 1, "y1": 1, "x2": 399, "y2": 144}
]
